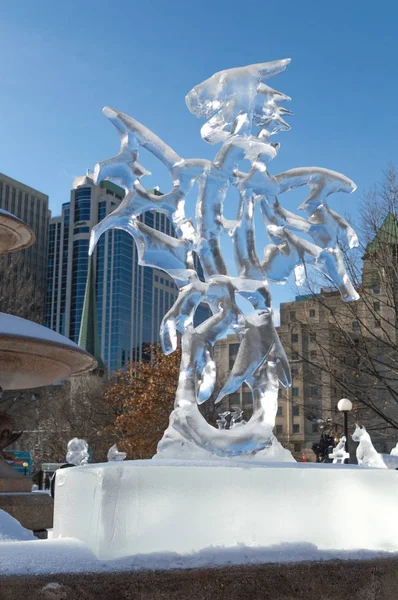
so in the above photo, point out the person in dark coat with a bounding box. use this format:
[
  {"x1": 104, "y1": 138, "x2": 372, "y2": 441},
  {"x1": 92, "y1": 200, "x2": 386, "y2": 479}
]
[{"x1": 50, "y1": 463, "x2": 75, "y2": 498}]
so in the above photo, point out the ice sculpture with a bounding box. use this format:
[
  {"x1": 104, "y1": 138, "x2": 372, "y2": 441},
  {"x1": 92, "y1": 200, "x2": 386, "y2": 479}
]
[
  {"x1": 90, "y1": 59, "x2": 359, "y2": 460},
  {"x1": 390, "y1": 442, "x2": 398, "y2": 456},
  {"x1": 328, "y1": 436, "x2": 349, "y2": 464},
  {"x1": 107, "y1": 444, "x2": 127, "y2": 462},
  {"x1": 352, "y1": 425, "x2": 387, "y2": 469},
  {"x1": 66, "y1": 438, "x2": 89, "y2": 466}
]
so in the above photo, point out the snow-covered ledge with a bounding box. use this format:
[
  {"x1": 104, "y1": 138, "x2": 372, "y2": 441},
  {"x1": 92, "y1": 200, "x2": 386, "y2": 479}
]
[{"x1": 53, "y1": 461, "x2": 398, "y2": 561}]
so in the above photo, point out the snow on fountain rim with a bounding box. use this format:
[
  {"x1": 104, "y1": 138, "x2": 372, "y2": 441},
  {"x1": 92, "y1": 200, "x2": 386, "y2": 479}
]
[
  {"x1": 0, "y1": 313, "x2": 84, "y2": 350},
  {"x1": 0, "y1": 209, "x2": 26, "y2": 223}
]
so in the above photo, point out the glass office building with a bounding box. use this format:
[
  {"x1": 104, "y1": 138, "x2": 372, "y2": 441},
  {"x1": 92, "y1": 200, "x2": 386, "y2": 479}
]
[{"x1": 46, "y1": 175, "x2": 209, "y2": 371}]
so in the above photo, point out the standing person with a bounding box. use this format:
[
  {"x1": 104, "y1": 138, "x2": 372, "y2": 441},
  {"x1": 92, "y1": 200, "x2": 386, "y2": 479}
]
[{"x1": 50, "y1": 439, "x2": 89, "y2": 499}]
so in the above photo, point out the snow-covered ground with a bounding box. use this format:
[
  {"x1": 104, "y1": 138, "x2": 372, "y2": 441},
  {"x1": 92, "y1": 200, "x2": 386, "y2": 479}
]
[{"x1": 0, "y1": 536, "x2": 397, "y2": 576}]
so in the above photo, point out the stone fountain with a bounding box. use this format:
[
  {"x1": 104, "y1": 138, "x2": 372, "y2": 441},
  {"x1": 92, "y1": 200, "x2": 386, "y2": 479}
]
[{"x1": 0, "y1": 209, "x2": 96, "y2": 533}]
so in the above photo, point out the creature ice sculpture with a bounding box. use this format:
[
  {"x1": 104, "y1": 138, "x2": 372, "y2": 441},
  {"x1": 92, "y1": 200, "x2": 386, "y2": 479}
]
[
  {"x1": 352, "y1": 424, "x2": 387, "y2": 469},
  {"x1": 329, "y1": 436, "x2": 349, "y2": 464},
  {"x1": 390, "y1": 442, "x2": 398, "y2": 456},
  {"x1": 90, "y1": 59, "x2": 359, "y2": 461},
  {"x1": 66, "y1": 438, "x2": 89, "y2": 467},
  {"x1": 107, "y1": 444, "x2": 127, "y2": 462}
]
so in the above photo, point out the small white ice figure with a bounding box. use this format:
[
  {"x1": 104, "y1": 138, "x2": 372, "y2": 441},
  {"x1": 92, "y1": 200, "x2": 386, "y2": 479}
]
[
  {"x1": 230, "y1": 408, "x2": 246, "y2": 429},
  {"x1": 66, "y1": 438, "x2": 89, "y2": 466},
  {"x1": 329, "y1": 436, "x2": 349, "y2": 464},
  {"x1": 390, "y1": 442, "x2": 398, "y2": 456},
  {"x1": 351, "y1": 424, "x2": 387, "y2": 469},
  {"x1": 216, "y1": 411, "x2": 230, "y2": 430},
  {"x1": 107, "y1": 444, "x2": 127, "y2": 461}
]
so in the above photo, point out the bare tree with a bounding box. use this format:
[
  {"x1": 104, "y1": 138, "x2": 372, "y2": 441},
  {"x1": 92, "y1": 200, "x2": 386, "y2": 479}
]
[
  {"x1": 0, "y1": 253, "x2": 43, "y2": 322},
  {"x1": 5, "y1": 372, "x2": 113, "y2": 465},
  {"x1": 292, "y1": 165, "x2": 398, "y2": 440}
]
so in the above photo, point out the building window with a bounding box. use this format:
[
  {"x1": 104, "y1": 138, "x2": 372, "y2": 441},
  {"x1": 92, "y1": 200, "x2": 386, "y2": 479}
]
[
  {"x1": 374, "y1": 302, "x2": 380, "y2": 312},
  {"x1": 309, "y1": 333, "x2": 316, "y2": 342},
  {"x1": 310, "y1": 350, "x2": 317, "y2": 359},
  {"x1": 352, "y1": 321, "x2": 360, "y2": 331},
  {"x1": 311, "y1": 386, "x2": 319, "y2": 397},
  {"x1": 278, "y1": 388, "x2": 283, "y2": 398},
  {"x1": 277, "y1": 406, "x2": 283, "y2": 417},
  {"x1": 291, "y1": 333, "x2": 299, "y2": 343},
  {"x1": 312, "y1": 423, "x2": 319, "y2": 433},
  {"x1": 292, "y1": 405, "x2": 299, "y2": 416},
  {"x1": 229, "y1": 343, "x2": 240, "y2": 370},
  {"x1": 242, "y1": 392, "x2": 252, "y2": 406},
  {"x1": 228, "y1": 393, "x2": 240, "y2": 406},
  {"x1": 74, "y1": 188, "x2": 91, "y2": 222},
  {"x1": 276, "y1": 425, "x2": 283, "y2": 435},
  {"x1": 292, "y1": 387, "x2": 299, "y2": 397},
  {"x1": 371, "y1": 278, "x2": 380, "y2": 294},
  {"x1": 309, "y1": 309, "x2": 316, "y2": 318},
  {"x1": 290, "y1": 311, "x2": 296, "y2": 321},
  {"x1": 375, "y1": 319, "x2": 381, "y2": 328},
  {"x1": 294, "y1": 443, "x2": 301, "y2": 452},
  {"x1": 292, "y1": 351, "x2": 299, "y2": 360},
  {"x1": 293, "y1": 424, "x2": 300, "y2": 434}
]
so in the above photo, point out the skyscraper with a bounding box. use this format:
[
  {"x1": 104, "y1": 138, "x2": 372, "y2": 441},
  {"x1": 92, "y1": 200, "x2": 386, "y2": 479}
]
[
  {"x1": 0, "y1": 173, "x2": 50, "y2": 319},
  {"x1": 46, "y1": 174, "x2": 209, "y2": 371}
]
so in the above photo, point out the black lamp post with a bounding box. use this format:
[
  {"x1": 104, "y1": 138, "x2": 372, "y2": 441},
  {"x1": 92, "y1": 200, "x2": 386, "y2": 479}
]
[{"x1": 337, "y1": 398, "x2": 353, "y2": 463}]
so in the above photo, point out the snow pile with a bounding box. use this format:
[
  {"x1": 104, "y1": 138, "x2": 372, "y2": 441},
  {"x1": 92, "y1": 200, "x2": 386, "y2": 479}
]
[{"x1": 0, "y1": 510, "x2": 35, "y2": 542}]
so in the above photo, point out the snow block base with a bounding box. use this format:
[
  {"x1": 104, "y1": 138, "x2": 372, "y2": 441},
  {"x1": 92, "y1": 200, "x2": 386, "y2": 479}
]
[{"x1": 53, "y1": 460, "x2": 398, "y2": 560}]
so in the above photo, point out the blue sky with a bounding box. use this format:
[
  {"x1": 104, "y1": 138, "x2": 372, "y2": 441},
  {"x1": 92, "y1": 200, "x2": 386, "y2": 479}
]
[{"x1": 1, "y1": 0, "x2": 397, "y2": 313}]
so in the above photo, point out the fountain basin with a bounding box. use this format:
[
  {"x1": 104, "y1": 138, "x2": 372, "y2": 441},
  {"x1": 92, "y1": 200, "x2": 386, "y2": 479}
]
[
  {"x1": 0, "y1": 209, "x2": 36, "y2": 253},
  {"x1": 0, "y1": 313, "x2": 96, "y2": 389}
]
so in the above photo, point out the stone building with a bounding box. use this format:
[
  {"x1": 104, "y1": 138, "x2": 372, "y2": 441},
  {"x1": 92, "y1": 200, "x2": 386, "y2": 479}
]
[
  {"x1": 0, "y1": 173, "x2": 50, "y2": 319},
  {"x1": 276, "y1": 213, "x2": 398, "y2": 455},
  {"x1": 214, "y1": 214, "x2": 398, "y2": 456}
]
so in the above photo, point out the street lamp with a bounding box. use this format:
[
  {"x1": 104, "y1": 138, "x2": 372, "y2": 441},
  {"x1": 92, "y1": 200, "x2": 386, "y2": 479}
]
[
  {"x1": 22, "y1": 462, "x2": 28, "y2": 477},
  {"x1": 337, "y1": 398, "x2": 353, "y2": 463}
]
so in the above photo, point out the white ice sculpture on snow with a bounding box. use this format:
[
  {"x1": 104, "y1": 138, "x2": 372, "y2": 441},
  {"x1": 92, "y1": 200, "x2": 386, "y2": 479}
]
[
  {"x1": 66, "y1": 438, "x2": 89, "y2": 466},
  {"x1": 107, "y1": 444, "x2": 127, "y2": 462},
  {"x1": 90, "y1": 59, "x2": 359, "y2": 460},
  {"x1": 328, "y1": 436, "x2": 349, "y2": 464},
  {"x1": 352, "y1": 425, "x2": 387, "y2": 469},
  {"x1": 390, "y1": 442, "x2": 398, "y2": 456}
]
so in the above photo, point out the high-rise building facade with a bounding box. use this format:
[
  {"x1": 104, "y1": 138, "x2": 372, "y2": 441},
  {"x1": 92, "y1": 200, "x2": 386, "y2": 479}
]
[
  {"x1": 46, "y1": 175, "x2": 209, "y2": 371},
  {"x1": 0, "y1": 173, "x2": 50, "y2": 318}
]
